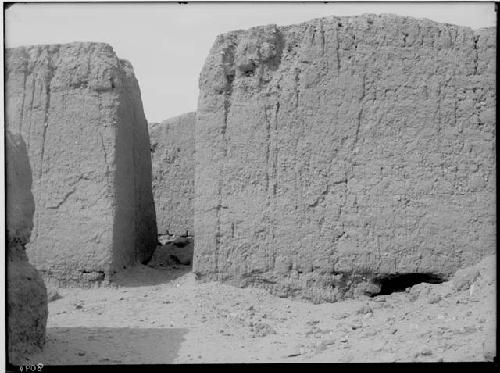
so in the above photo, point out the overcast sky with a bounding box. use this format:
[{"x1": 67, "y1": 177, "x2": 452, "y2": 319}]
[{"x1": 5, "y1": 2, "x2": 497, "y2": 122}]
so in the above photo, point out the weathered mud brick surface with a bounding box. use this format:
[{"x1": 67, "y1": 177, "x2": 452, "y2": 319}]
[
  {"x1": 5, "y1": 42, "x2": 158, "y2": 285},
  {"x1": 194, "y1": 14, "x2": 496, "y2": 302},
  {"x1": 150, "y1": 112, "x2": 195, "y2": 236}
]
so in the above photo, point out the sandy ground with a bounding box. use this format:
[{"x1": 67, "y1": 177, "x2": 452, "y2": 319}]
[{"x1": 21, "y1": 255, "x2": 496, "y2": 364}]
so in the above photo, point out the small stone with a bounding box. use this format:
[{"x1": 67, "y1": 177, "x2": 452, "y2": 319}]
[{"x1": 452, "y1": 268, "x2": 480, "y2": 291}]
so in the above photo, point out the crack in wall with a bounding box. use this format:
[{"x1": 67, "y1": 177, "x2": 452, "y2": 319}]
[
  {"x1": 263, "y1": 105, "x2": 271, "y2": 193},
  {"x1": 33, "y1": 48, "x2": 58, "y2": 250},
  {"x1": 294, "y1": 67, "x2": 300, "y2": 108},
  {"x1": 38, "y1": 63, "x2": 55, "y2": 179},
  {"x1": 27, "y1": 74, "x2": 36, "y2": 149},
  {"x1": 272, "y1": 101, "x2": 280, "y2": 197},
  {"x1": 97, "y1": 92, "x2": 111, "y2": 187},
  {"x1": 351, "y1": 72, "x2": 366, "y2": 150},
  {"x1": 46, "y1": 188, "x2": 76, "y2": 209},
  {"x1": 320, "y1": 19, "x2": 326, "y2": 55},
  {"x1": 215, "y1": 39, "x2": 237, "y2": 275},
  {"x1": 18, "y1": 66, "x2": 28, "y2": 135},
  {"x1": 436, "y1": 82, "x2": 442, "y2": 133},
  {"x1": 335, "y1": 26, "x2": 341, "y2": 74},
  {"x1": 473, "y1": 34, "x2": 479, "y2": 75}
]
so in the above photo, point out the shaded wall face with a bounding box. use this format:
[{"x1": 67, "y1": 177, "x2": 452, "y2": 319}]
[
  {"x1": 194, "y1": 15, "x2": 496, "y2": 302},
  {"x1": 150, "y1": 112, "x2": 195, "y2": 236},
  {"x1": 112, "y1": 59, "x2": 158, "y2": 271},
  {"x1": 6, "y1": 131, "x2": 35, "y2": 245},
  {"x1": 5, "y1": 43, "x2": 157, "y2": 284},
  {"x1": 6, "y1": 131, "x2": 48, "y2": 364}
]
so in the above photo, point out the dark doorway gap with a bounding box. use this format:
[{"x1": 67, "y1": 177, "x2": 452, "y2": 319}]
[{"x1": 371, "y1": 273, "x2": 446, "y2": 296}]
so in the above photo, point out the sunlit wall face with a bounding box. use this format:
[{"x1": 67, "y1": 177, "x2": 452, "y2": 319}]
[{"x1": 5, "y1": 2, "x2": 496, "y2": 122}]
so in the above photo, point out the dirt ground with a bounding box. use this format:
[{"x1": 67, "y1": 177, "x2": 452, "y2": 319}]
[{"x1": 21, "y1": 255, "x2": 496, "y2": 364}]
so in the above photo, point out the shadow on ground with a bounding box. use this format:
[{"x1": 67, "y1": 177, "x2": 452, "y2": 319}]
[
  {"x1": 23, "y1": 327, "x2": 188, "y2": 365},
  {"x1": 111, "y1": 263, "x2": 192, "y2": 288}
]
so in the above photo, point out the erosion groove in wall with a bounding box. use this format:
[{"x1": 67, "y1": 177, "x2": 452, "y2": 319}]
[
  {"x1": 149, "y1": 112, "x2": 195, "y2": 236},
  {"x1": 194, "y1": 14, "x2": 496, "y2": 302},
  {"x1": 5, "y1": 42, "x2": 158, "y2": 285}
]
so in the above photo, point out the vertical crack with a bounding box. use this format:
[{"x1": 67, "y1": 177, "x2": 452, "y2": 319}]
[
  {"x1": 264, "y1": 105, "x2": 271, "y2": 193},
  {"x1": 320, "y1": 19, "x2": 325, "y2": 55},
  {"x1": 27, "y1": 73, "x2": 36, "y2": 148},
  {"x1": 335, "y1": 27, "x2": 341, "y2": 74},
  {"x1": 294, "y1": 67, "x2": 300, "y2": 108},
  {"x1": 272, "y1": 100, "x2": 280, "y2": 197},
  {"x1": 18, "y1": 67, "x2": 28, "y2": 134},
  {"x1": 38, "y1": 63, "x2": 54, "y2": 179},
  {"x1": 436, "y1": 82, "x2": 442, "y2": 133},
  {"x1": 472, "y1": 34, "x2": 479, "y2": 75},
  {"x1": 352, "y1": 72, "x2": 366, "y2": 149},
  {"x1": 34, "y1": 47, "x2": 57, "y2": 249},
  {"x1": 215, "y1": 39, "x2": 237, "y2": 275},
  {"x1": 454, "y1": 90, "x2": 458, "y2": 127},
  {"x1": 221, "y1": 43, "x2": 235, "y2": 157}
]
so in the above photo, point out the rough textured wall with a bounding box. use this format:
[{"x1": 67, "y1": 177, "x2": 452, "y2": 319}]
[
  {"x1": 149, "y1": 112, "x2": 195, "y2": 236},
  {"x1": 194, "y1": 14, "x2": 496, "y2": 302},
  {"x1": 6, "y1": 131, "x2": 48, "y2": 364},
  {"x1": 5, "y1": 42, "x2": 157, "y2": 285}
]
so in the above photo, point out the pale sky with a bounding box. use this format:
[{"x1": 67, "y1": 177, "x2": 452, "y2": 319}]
[{"x1": 5, "y1": 1, "x2": 497, "y2": 122}]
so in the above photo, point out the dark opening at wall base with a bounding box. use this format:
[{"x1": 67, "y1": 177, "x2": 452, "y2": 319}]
[
  {"x1": 371, "y1": 273, "x2": 446, "y2": 296},
  {"x1": 145, "y1": 237, "x2": 194, "y2": 268}
]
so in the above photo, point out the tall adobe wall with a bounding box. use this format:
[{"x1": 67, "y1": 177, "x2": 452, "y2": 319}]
[
  {"x1": 149, "y1": 112, "x2": 195, "y2": 236},
  {"x1": 194, "y1": 14, "x2": 496, "y2": 302},
  {"x1": 6, "y1": 131, "x2": 48, "y2": 364},
  {"x1": 5, "y1": 42, "x2": 158, "y2": 285}
]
